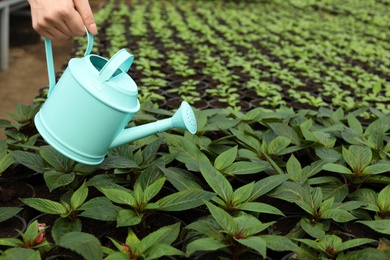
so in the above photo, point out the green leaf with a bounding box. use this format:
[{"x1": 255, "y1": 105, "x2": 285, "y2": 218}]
[
  {"x1": 230, "y1": 128, "x2": 261, "y2": 151},
  {"x1": 261, "y1": 234, "x2": 299, "y2": 252},
  {"x1": 138, "y1": 223, "x2": 180, "y2": 255},
  {"x1": 39, "y1": 146, "x2": 73, "y2": 171},
  {"x1": 78, "y1": 197, "x2": 120, "y2": 221},
  {"x1": 341, "y1": 127, "x2": 362, "y2": 145},
  {"x1": 199, "y1": 162, "x2": 233, "y2": 202},
  {"x1": 358, "y1": 219, "x2": 390, "y2": 234},
  {"x1": 295, "y1": 200, "x2": 315, "y2": 215},
  {"x1": 86, "y1": 174, "x2": 126, "y2": 188},
  {"x1": 315, "y1": 177, "x2": 349, "y2": 202},
  {"x1": 143, "y1": 177, "x2": 166, "y2": 203},
  {"x1": 302, "y1": 160, "x2": 328, "y2": 179},
  {"x1": 267, "y1": 136, "x2": 291, "y2": 155},
  {"x1": 232, "y1": 182, "x2": 254, "y2": 204},
  {"x1": 166, "y1": 135, "x2": 207, "y2": 171},
  {"x1": 315, "y1": 148, "x2": 342, "y2": 162},
  {"x1": 104, "y1": 252, "x2": 129, "y2": 260},
  {"x1": 160, "y1": 167, "x2": 202, "y2": 191},
  {"x1": 341, "y1": 248, "x2": 389, "y2": 260},
  {"x1": 0, "y1": 207, "x2": 23, "y2": 222},
  {"x1": 116, "y1": 209, "x2": 142, "y2": 227},
  {"x1": 313, "y1": 131, "x2": 337, "y2": 148},
  {"x1": 321, "y1": 208, "x2": 356, "y2": 222},
  {"x1": 214, "y1": 146, "x2": 237, "y2": 170},
  {"x1": 378, "y1": 185, "x2": 390, "y2": 211},
  {"x1": 70, "y1": 182, "x2": 88, "y2": 210},
  {"x1": 157, "y1": 189, "x2": 214, "y2": 211},
  {"x1": 224, "y1": 161, "x2": 268, "y2": 175},
  {"x1": 343, "y1": 145, "x2": 372, "y2": 172},
  {"x1": 52, "y1": 218, "x2": 82, "y2": 244},
  {"x1": 12, "y1": 151, "x2": 46, "y2": 173},
  {"x1": 365, "y1": 117, "x2": 390, "y2": 149},
  {"x1": 185, "y1": 218, "x2": 223, "y2": 240},
  {"x1": 145, "y1": 244, "x2": 184, "y2": 259},
  {"x1": 269, "y1": 123, "x2": 300, "y2": 144},
  {"x1": 249, "y1": 174, "x2": 291, "y2": 201},
  {"x1": 134, "y1": 162, "x2": 164, "y2": 191},
  {"x1": 286, "y1": 154, "x2": 302, "y2": 180},
  {"x1": 57, "y1": 232, "x2": 102, "y2": 260},
  {"x1": 337, "y1": 238, "x2": 376, "y2": 252},
  {"x1": 23, "y1": 220, "x2": 39, "y2": 244},
  {"x1": 0, "y1": 248, "x2": 40, "y2": 260},
  {"x1": 311, "y1": 187, "x2": 323, "y2": 211},
  {"x1": 99, "y1": 187, "x2": 136, "y2": 207},
  {"x1": 205, "y1": 201, "x2": 236, "y2": 235},
  {"x1": 331, "y1": 108, "x2": 344, "y2": 121},
  {"x1": 300, "y1": 217, "x2": 326, "y2": 239},
  {"x1": 268, "y1": 181, "x2": 306, "y2": 203},
  {"x1": 235, "y1": 236, "x2": 266, "y2": 257},
  {"x1": 98, "y1": 155, "x2": 139, "y2": 170},
  {"x1": 142, "y1": 137, "x2": 163, "y2": 165},
  {"x1": 350, "y1": 188, "x2": 377, "y2": 205},
  {"x1": 0, "y1": 238, "x2": 25, "y2": 247},
  {"x1": 363, "y1": 162, "x2": 390, "y2": 175},
  {"x1": 347, "y1": 114, "x2": 363, "y2": 134},
  {"x1": 43, "y1": 171, "x2": 75, "y2": 191},
  {"x1": 21, "y1": 198, "x2": 67, "y2": 215},
  {"x1": 73, "y1": 163, "x2": 97, "y2": 174},
  {"x1": 185, "y1": 237, "x2": 227, "y2": 256},
  {"x1": 235, "y1": 213, "x2": 272, "y2": 236},
  {"x1": 320, "y1": 197, "x2": 334, "y2": 212},
  {"x1": 294, "y1": 237, "x2": 322, "y2": 251},
  {"x1": 0, "y1": 153, "x2": 16, "y2": 174},
  {"x1": 237, "y1": 202, "x2": 284, "y2": 216},
  {"x1": 322, "y1": 163, "x2": 352, "y2": 174}
]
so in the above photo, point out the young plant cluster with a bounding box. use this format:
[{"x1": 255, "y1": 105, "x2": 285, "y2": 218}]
[
  {"x1": 73, "y1": 0, "x2": 390, "y2": 115},
  {"x1": 1, "y1": 99, "x2": 390, "y2": 259}
]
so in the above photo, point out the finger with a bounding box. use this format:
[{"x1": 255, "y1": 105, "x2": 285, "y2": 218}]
[
  {"x1": 43, "y1": 26, "x2": 71, "y2": 40},
  {"x1": 31, "y1": 19, "x2": 70, "y2": 40},
  {"x1": 61, "y1": 9, "x2": 87, "y2": 36},
  {"x1": 73, "y1": 0, "x2": 97, "y2": 34}
]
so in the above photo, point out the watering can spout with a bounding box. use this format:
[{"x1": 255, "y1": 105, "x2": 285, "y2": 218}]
[{"x1": 109, "y1": 101, "x2": 197, "y2": 149}]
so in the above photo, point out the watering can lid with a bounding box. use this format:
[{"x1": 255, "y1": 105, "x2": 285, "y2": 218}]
[{"x1": 69, "y1": 50, "x2": 139, "y2": 113}]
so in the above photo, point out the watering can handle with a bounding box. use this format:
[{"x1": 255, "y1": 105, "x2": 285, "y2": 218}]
[
  {"x1": 44, "y1": 28, "x2": 94, "y2": 96},
  {"x1": 99, "y1": 49, "x2": 134, "y2": 82}
]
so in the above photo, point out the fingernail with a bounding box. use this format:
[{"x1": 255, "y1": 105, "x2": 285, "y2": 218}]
[{"x1": 89, "y1": 23, "x2": 97, "y2": 34}]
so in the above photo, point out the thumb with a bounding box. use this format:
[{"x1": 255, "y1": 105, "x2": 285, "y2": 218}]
[{"x1": 73, "y1": 0, "x2": 97, "y2": 34}]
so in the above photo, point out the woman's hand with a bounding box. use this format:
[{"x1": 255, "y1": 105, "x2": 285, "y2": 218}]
[{"x1": 27, "y1": 0, "x2": 97, "y2": 40}]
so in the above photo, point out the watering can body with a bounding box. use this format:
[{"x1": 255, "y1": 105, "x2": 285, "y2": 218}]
[{"x1": 35, "y1": 32, "x2": 197, "y2": 165}]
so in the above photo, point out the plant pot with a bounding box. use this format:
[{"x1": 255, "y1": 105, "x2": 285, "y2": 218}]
[
  {"x1": 237, "y1": 100, "x2": 251, "y2": 112},
  {"x1": 241, "y1": 88, "x2": 257, "y2": 99},
  {"x1": 208, "y1": 99, "x2": 228, "y2": 109},
  {"x1": 192, "y1": 99, "x2": 210, "y2": 110},
  {"x1": 281, "y1": 252, "x2": 298, "y2": 260},
  {"x1": 166, "y1": 97, "x2": 184, "y2": 110},
  {"x1": 0, "y1": 215, "x2": 27, "y2": 238},
  {"x1": 167, "y1": 73, "x2": 205, "y2": 82},
  {"x1": 0, "y1": 182, "x2": 36, "y2": 207},
  {"x1": 249, "y1": 98, "x2": 262, "y2": 108}
]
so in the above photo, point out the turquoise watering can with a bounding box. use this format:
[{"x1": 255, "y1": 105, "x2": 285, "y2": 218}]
[{"x1": 34, "y1": 30, "x2": 197, "y2": 165}]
